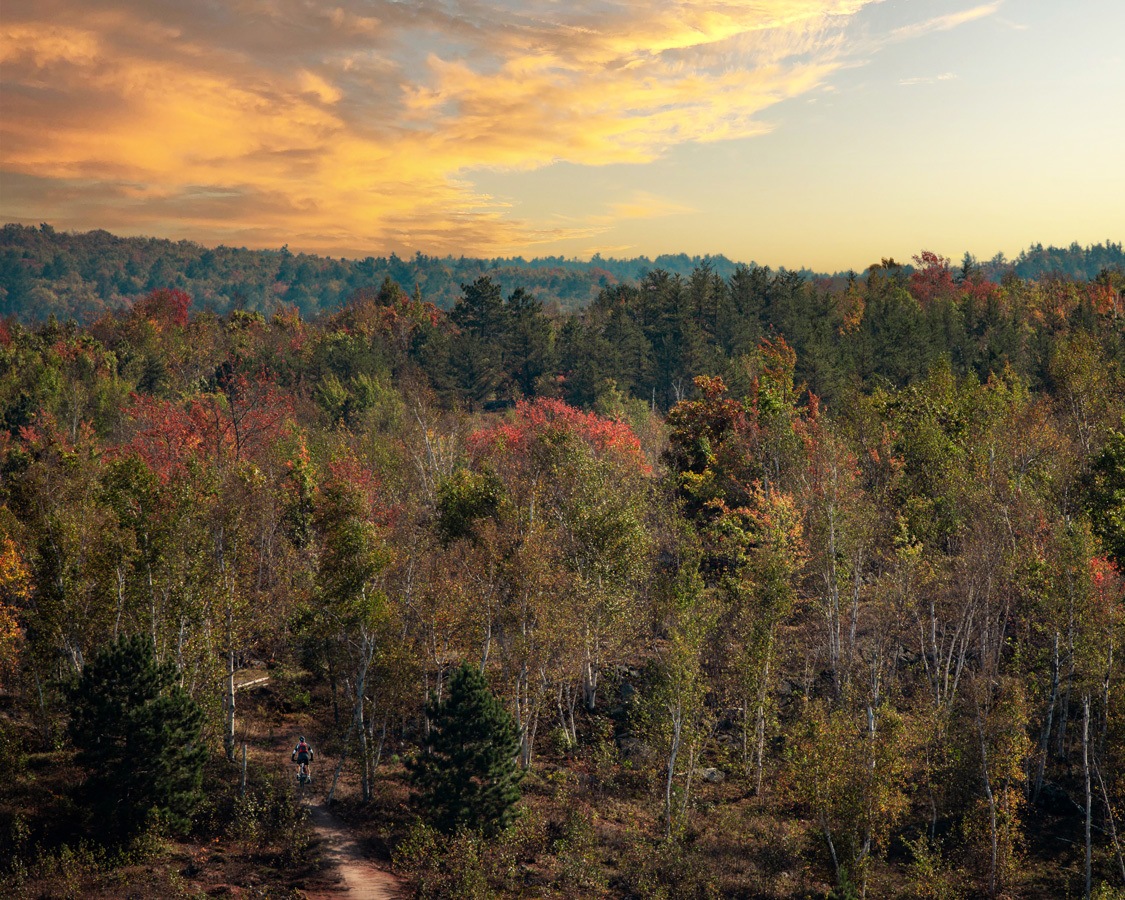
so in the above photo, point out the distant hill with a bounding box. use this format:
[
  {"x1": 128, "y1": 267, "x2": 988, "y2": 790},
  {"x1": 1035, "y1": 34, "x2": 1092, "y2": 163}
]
[
  {"x1": 0, "y1": 223, "x2": 1120, "y2": 323},
  {"x1": 0, "y1": 224, "x2": 751, "y2": 323}
]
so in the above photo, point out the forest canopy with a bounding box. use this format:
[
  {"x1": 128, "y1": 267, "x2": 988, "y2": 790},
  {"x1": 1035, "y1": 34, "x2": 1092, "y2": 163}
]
[{"x1": 1, "y1": 239, "x2": 1124, "y2": 898}]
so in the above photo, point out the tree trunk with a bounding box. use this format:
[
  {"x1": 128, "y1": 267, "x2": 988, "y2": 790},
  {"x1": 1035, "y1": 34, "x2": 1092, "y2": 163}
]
[
  {"x1": 1100, "y1": 643, "x2": 1114, "y2": 759},
  {"x1": 113, "y1": 565, "x2": 125, "y2": 641},
  {"x1": 515, "y1": 665, "x2": 539, "y2": 769},
  {"x1": 176, "y1": 615, "x2": 187, "y2": 685},
  {"x1": 1057, "y1": 656, "x2": 1074, "y2": 759},
  {"x1": 479, "y1": 598, "x2": 492, "y2": 672},
  {"x1": 664, "y1": 701, "x2": 683, "y2": 841},
  {"x1": 821, "y1": 811, "x2": 841, "y2": 885},
  {"x1": 558, "y1": 681, "x2": 580, "y2": 747},
  {"x1": 680, "y1": 739, "x2": 697, "y2": 828},
  {"x1": 1084, "y1": 694, "x2": 1092, "y2": 900},
  {"x1": 359, "y1": 702, "x2": 370, "y2": 803},
  {"x1": 979, "y1": 720, "x2": 999, "y2": 899},
  {"x1": 753, "y1": 651, "x2": 772, "y2": 795},
  {"x1": 741, "y1": 700, "x2": 750, "y2": 774},
  {"x1": 520, "y1": 707, "x2": 539, "y2": 770},
  {"x1": 373, "y1": 716, "x2": 388, "y2": 773},
  {"x1": 847, "y1": 550, "x2": 863, "y2": 691},
  {"x1": 822, "y1": 507, "x2": 841, "y2": 699},
  {"x1": 327, "y1": 720, "x2": 355, "y2": 805},
  {"x1": 1093, "y1": 757, "x2": 1125, "y2": 885},
  {"x1": 1033, "y1": 633, "x2": 1060, "y2": 802},
  {"x1": 329, "y1": 650, "x2": 340, "y2": 728},
  {"x1": 355, "y1": 658, "x2": 370, "y2": 802},
  {"x1": 860, "y1": 705, "x2": 877, "y2": 900},
  {"x1": 225, "y1": 647, "x2": 237, "y2": 762},
  {"x1": 583, "y1": 656, "x2": 598, "y2": 711},
  {"x1": 33, "y1": 668, "x2": 50, "y2": 744}
]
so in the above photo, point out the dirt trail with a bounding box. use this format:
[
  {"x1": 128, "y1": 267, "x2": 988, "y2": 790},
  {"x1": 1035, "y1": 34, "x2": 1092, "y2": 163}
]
[
  {"x1": 303, "y1": 802, "x2": 405, "y2": 899},
  {"x1": 251, "y1": 720, "x2": 404, "y2": 899}
]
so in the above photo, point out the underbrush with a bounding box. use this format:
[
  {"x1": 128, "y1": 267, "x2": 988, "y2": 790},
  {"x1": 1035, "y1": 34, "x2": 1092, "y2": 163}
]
[
  {"x1": 3, "y1": 724, "x2": 316, "y2": 898},
  {"x1": 191, "y1": 760, "x2": 316, "y2": 879}
]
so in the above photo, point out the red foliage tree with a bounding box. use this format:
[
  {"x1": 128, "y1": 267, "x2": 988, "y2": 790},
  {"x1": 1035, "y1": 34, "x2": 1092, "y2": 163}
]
[
  {"x1": 322, "y1": 452, "x2": 393, "y2": 527},
  {"x1": 135, "y1": 288, "x2": 191, "y2": 329},
  {"x1": 123, "y1": 370, "x2": 293, "y2": 482},
  {"x1": 122, "y1": 394, "x2": 204, "y2": 483},
  {"x1": 469, "y1": 398, "x2": 649, "y2": 475},
  {"x1": 909, "y1": 251, "x2": 957, "y2": 306}
]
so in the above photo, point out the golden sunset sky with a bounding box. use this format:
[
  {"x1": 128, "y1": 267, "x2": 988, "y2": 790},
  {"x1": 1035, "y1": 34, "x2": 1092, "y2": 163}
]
[{"x1": 1, "y1": 0, "x2": 1122, "y2": 270}]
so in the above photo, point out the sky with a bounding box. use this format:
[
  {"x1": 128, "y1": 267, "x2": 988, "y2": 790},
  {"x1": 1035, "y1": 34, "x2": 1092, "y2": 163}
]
[{"x1": 1, "y1": 0, "x2": 1122, "y2": 271}]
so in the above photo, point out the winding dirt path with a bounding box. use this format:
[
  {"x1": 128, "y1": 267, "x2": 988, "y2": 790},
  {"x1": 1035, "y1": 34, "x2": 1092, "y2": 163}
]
[
  {"x1": 302, "y1": 802, "x2": 405, "y2": 900},
  {"x1": 245, "y1": 705, "x2": 405, "y2": 899}
]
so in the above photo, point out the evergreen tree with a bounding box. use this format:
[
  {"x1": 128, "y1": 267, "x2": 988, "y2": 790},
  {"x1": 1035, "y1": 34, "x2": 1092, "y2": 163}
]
[
  {"x1": 409, "y1": 662, "x2": 523, "y2": 837},
  {"x1": 68, "y1": 635, "x2": 206, "y2": 843},
  {"x1": 449, "y1": 276, "x2": 509, "y2": 405},
  {"x1": 504, "y1": 287, "x2": 553, "y2": 398}
]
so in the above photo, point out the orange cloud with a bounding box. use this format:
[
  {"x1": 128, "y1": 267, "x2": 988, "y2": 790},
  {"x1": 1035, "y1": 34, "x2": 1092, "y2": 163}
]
[{"x1": 0, "y1": 0, "x2": 989, "y2": 256}]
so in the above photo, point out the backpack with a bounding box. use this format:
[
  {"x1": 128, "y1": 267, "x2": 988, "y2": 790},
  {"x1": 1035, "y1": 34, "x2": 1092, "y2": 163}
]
[{"x1": 296, "y1": 741, "x2": 310, "y2": 757}]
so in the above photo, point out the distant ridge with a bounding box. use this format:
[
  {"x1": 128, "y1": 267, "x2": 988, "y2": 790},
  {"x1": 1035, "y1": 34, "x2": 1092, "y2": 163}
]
[{"x1": 1, "y1": 223, "x2": 1120, "y2": 324}]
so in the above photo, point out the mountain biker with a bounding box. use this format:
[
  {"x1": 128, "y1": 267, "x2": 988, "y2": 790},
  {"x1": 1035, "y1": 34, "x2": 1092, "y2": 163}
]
[{"x1": 292, "y1": 735, "x2": 314, "y2": 781}]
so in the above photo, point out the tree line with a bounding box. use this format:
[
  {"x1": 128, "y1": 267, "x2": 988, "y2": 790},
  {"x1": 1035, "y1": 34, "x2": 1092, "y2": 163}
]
[{"x1": 2, "y1": 222, "x2": 1122, "y2": 325}]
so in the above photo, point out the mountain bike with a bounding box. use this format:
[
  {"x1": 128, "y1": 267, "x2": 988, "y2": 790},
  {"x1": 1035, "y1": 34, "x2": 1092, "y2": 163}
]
[{"x1": 293, "y1": 752, "x2": 313, "y2": 785}]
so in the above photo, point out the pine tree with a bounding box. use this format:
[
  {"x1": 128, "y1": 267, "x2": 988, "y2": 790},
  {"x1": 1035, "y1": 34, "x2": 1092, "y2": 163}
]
[
  {"x1": 68, "y1": 635, "x2": 206, "y2": 843},
  {"x1": 504, "y1": 287, "x2": 553, "y2": 398},
  {"x1": 409, "y1": 662, "x2": 523, "y2": 837},
  {"x1": 449, "y1": 276, "x2": 509, "y2": 405}
]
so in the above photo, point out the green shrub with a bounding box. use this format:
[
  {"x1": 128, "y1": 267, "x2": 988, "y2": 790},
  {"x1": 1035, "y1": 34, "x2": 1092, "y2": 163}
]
[
  {"x1": 24, "y1": 841, "x2": 105, "y2": 900},
  {"x1": 0, "y1": 719, "x2": 27, "y2": 778},
  {"x1": 229, "y1": 773, "x2": 310, "y2": 863},
  {"x1": 394, "y1": 821, "x2": 495, "y2": 900},
  {"x1": 904, "y1": 834, "x2": 967, "y2": 900},
  {"x1": 552, "y1": 805, "x2": 606, "y2": 893},
  {"x1": 618, "y1": 831, "x2": 720, "y2": 900}
]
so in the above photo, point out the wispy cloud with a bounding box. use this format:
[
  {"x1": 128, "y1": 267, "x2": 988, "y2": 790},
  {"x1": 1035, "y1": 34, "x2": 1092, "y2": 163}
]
[
  {"x1": 899, "y1": 72, "x2": 958, "y2": 86},
  {"x1": 0, "y1": 0, "x2": 999, "y2": 256},
  {"x1": 890, "y1": 2, "x2": 1002, "y2": 42}
]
